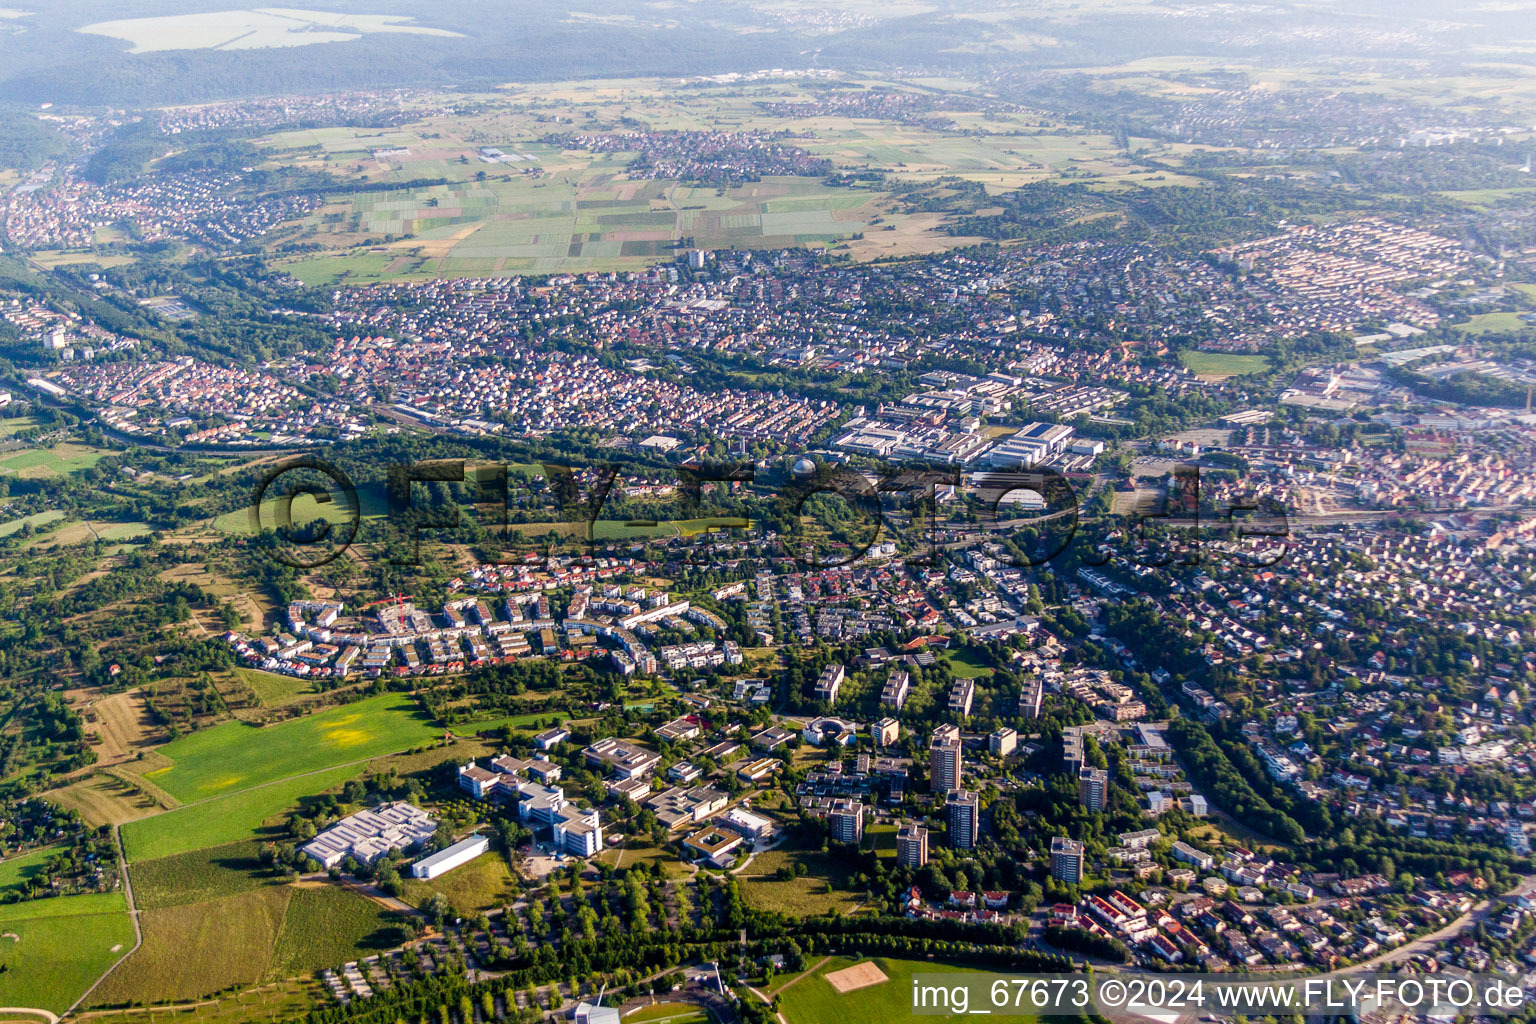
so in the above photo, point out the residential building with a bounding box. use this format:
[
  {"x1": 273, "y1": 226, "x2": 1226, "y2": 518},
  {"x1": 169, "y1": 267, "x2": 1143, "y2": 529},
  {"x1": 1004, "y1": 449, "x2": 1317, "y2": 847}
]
[
  {"x1": 814, "y1": 663, "x2": 846, "y2": 704},
  {"x1": 948, "y1": 789, "x2": 979, "y2": 850},
  {"x1": 931, "y1": 728, "x2": 963, "y2": 792},
  {"x1": 1051, "y1": 836, "x2": 1085, "y2": 884},
  {"x1": 828, "y1": 799, "x2": 864, "y2": 844},
  {"x1": 897, "y1": 824, "x2": 929, "y2": 868},
  {"x1": 1078, "y1": 765, "x2": 1108, "y2": 812},
  {"x1": 989, "y1": 727, "x2": 1017, "y2": 757}
]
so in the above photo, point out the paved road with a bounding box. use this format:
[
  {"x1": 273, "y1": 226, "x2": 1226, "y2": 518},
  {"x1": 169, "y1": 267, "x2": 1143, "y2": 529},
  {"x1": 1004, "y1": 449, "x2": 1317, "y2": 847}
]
[{"x1": 0, "y1": 1009, "x2": 59, "y2": 1024}]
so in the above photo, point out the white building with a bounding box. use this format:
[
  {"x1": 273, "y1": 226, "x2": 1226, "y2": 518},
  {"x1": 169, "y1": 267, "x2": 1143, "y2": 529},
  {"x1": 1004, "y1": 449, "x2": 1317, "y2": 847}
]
[
  {"x1": 301, "y1": 802, "x2": 437, "y2": 870},
  {"x1": 411, "y1": 834, "x2": 490, "y2": 879}
]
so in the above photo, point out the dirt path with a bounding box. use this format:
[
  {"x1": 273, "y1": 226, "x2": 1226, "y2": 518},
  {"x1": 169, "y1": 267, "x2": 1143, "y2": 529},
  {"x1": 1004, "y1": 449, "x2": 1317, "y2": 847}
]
[
  {"x1": 768, "y1": 956, "x2": 831, "y2": 998},
  {"x1": 743, "y1": 984, "x2": 789, "y2": 1024},
  {"x1": 64, "y1": 824, "x2": 141, "y2": 1017}
]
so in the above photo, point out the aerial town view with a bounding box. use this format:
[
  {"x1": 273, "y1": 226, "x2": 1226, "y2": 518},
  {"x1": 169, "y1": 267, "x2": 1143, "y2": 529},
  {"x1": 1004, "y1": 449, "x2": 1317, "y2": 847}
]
[{"x1": 6, "y1": 1, "x2": 1536, "y2": 1023}]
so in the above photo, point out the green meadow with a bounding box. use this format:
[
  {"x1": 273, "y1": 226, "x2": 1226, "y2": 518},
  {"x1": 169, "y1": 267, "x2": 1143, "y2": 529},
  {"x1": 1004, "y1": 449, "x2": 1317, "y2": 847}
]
[
  {"x1": 134, "y1": 693, "x2": 438, "y2": 803},
  {"x1": 1453, "y1": 311, "x2": 1531, "y2": 335},
  {"x1": 940, "y1": 647, "x2": 995, "y2": 680},
  {"x1": 0, "y1": 891, "x2": 135, "y2": 1013},
  {"x1": 90, "y1": 883, "x2": 401, "y2": 1005},
  {"x1": 0, "y1": 441, "x2": 107, "y2": 479},
  {"x1": 0, "y1": 844, "x2": 59, "y2": 896},
  {"x1": 122, "y1": 764, "x2": 361, "y2": 862}
]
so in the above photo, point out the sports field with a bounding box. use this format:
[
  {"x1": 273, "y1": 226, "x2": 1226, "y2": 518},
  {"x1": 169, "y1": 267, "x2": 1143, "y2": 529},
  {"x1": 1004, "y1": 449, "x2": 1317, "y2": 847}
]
[
  {"x1": 1453, "y1": 311, "x2": 1531, "y2": 336},
  {"x1": 1179, "y1": 350, "x2": 1271, "y2": 377},
  {"x1": 131, "y1": 692, "x2": 438, "y2": 803},
  {"x1": 776, "y1": 956, "x2": 1040, "y2": 1024},
  {"x1": 0, "y1": 891, "x2": 136, "y2": 1014}
]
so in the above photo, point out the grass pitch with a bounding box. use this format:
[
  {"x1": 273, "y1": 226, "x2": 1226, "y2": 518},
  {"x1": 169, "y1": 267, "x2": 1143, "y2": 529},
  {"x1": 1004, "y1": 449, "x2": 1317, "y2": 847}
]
[{"x1": 777, "y1": 956, "x2": 1040, "y2": 1024}]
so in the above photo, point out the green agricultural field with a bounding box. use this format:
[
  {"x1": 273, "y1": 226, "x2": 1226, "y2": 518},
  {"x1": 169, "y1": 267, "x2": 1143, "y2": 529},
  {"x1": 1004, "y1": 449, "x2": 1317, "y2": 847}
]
[
  {"x1": 122, "y1": 764, "x2": 361, "y2": 862},
  {"x1": 133, "y1": 692, "x2": 438, "y2": 803},
  {"x1": 0, "y1": 442, "x2": 107, "y2": 479},
  {"x1": 129, "y1": 840, "x2": 283, "y2": 910},
  {"x1": 90, "y1": 885, "x2": 294, "y2": 1006},
  {"x1": 25, "y1": 519, "x2": 151, "y2": 550},
  {"x1": 0, "y1": 891, "x2": 136, "y2": 1014},
  {"x1": 776, "y1": 956, "x2": 1041, "y2": 1024},
  {"x1": 1179, "y1": 350, "x2": 1271, "y2": 377},
  {"x1": 212, "y1": 480, "x2": 389, "y2": 535},
  {"x1": 0, "y1": 415, "x2": 39, "y2": 436},
  {"x1": 266, "y1": 886, "x2": 408, "y2": 979}
]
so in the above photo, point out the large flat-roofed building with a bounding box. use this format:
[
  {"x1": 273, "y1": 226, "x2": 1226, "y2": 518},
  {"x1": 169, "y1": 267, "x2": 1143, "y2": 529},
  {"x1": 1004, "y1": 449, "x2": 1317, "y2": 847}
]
[
  {"x1": 645, "y1": 785, "x2": 729, "y2": 831},
  {"x1": 986, "y1": 422, "x2": 1074, "y2": 468},
  {"x1": 802, "y1": 716, "x2": 860, "y2": 747},
  {"x1": 683, "y1": 826, "x2": 744, "y2": 867},
  {"x1": 301, "y1": 802, "x2": 436, "y2": 870},
  {"x1": 1019, "y1": 677, "x2": 1043, "y2": 718},
  {"x1": 458, "y1": 762, "x2": 500, "y2": 799},
  {"x1": 411, "y1": 834, "x2": 490, "y2": 879},
  {"x1": 722, "y1": 807, "x2": 777, "y2": 841},
  {"x1": 990, "y1": 727, "x2": 1018, "y2": 757},
  {"x1": 583, "y1": 737, "x2": 661, "y2": 779},
  {"x1": 553, "y1": 804, "x2": 603, "y2": 857}
]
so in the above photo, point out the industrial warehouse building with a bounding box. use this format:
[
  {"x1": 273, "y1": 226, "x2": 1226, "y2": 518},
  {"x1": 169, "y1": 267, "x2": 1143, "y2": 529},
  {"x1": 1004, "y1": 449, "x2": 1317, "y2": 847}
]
[{"x1": 411, "y1": 834, "x2": 490, "y2": 879}]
